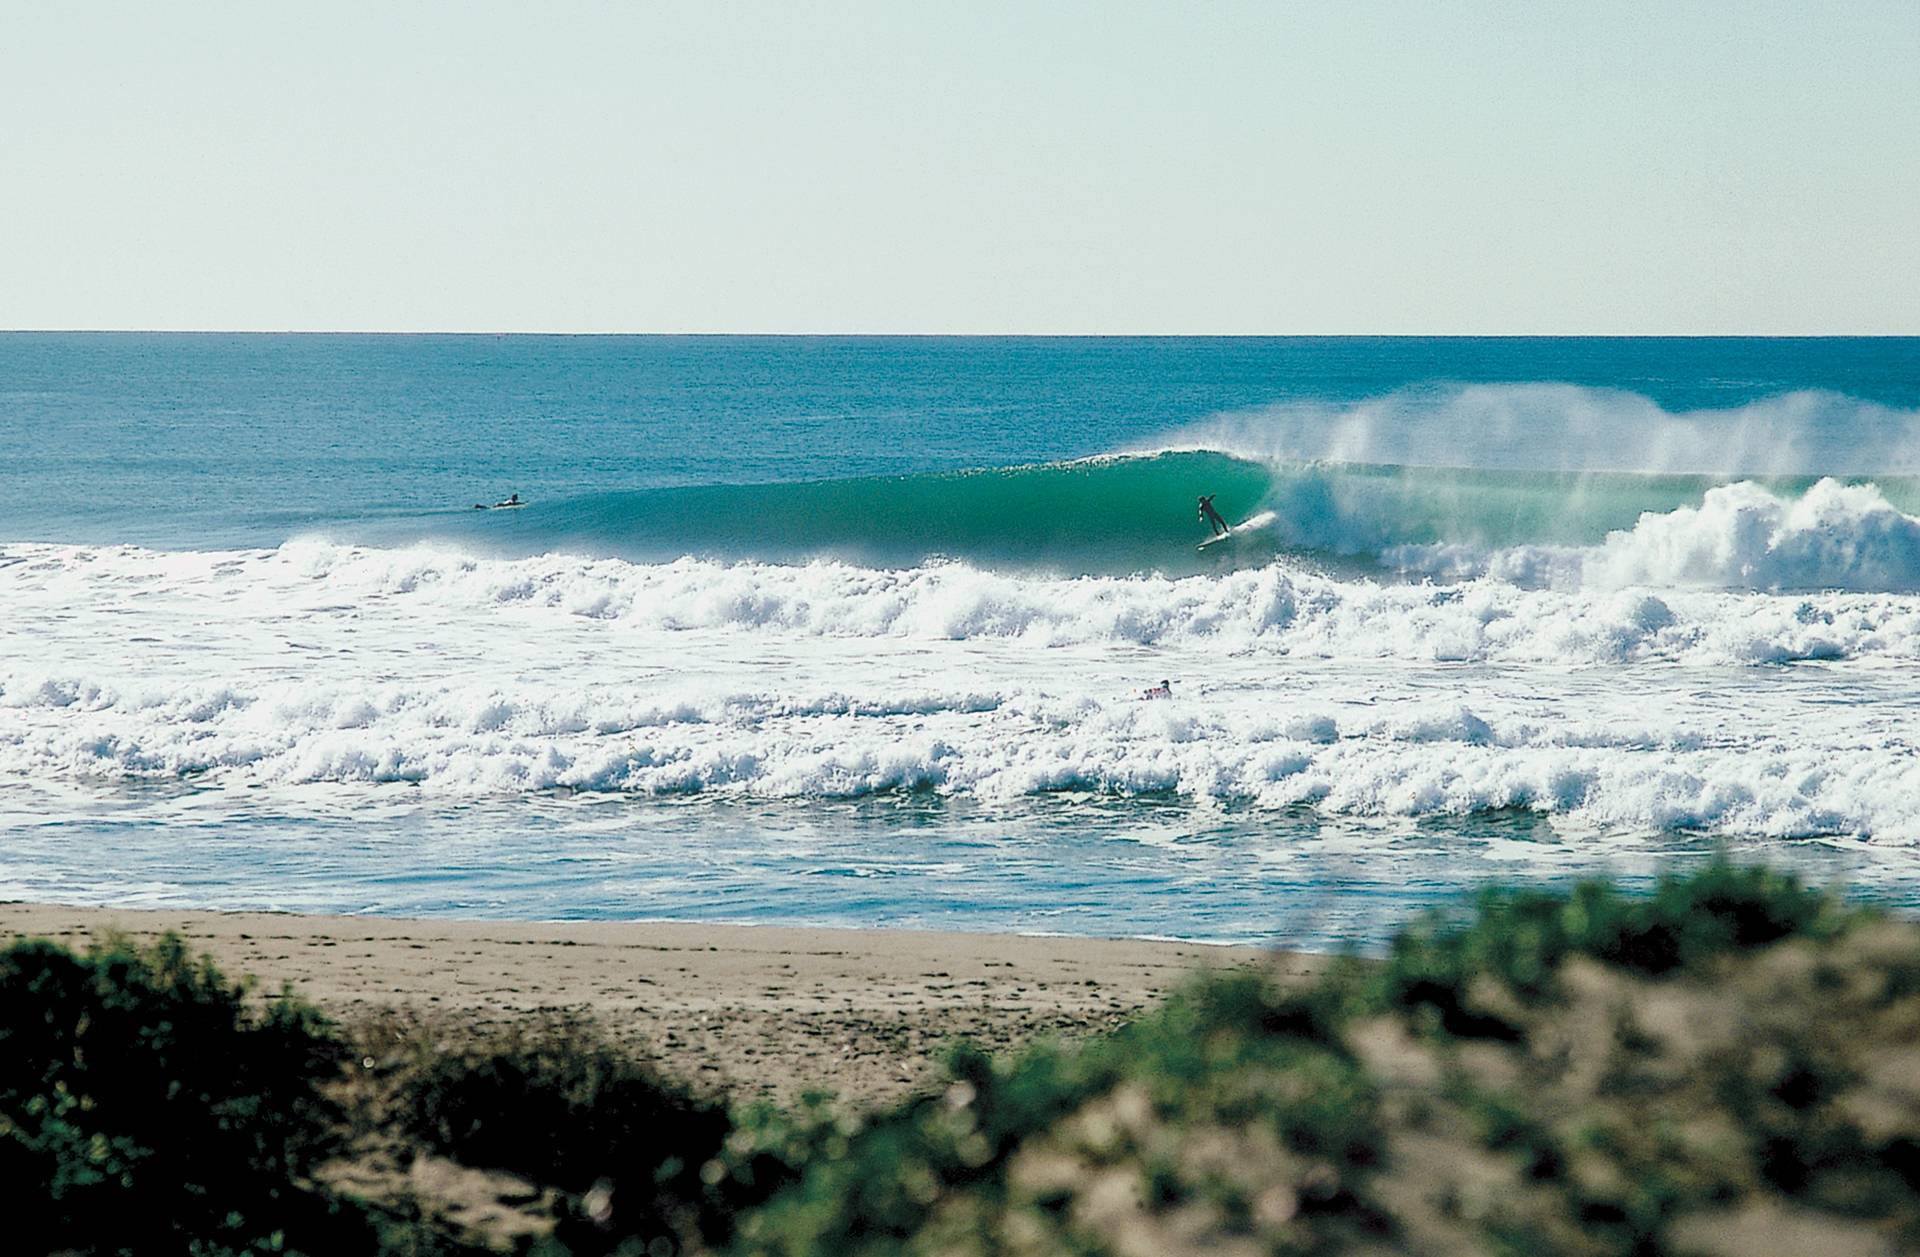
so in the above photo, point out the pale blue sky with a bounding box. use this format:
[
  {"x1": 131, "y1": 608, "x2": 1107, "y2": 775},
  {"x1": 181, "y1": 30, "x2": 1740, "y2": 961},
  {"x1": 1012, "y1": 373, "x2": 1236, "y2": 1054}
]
[{"x1": 3, "y1": 2, "x2": 1915, "y2": 333}]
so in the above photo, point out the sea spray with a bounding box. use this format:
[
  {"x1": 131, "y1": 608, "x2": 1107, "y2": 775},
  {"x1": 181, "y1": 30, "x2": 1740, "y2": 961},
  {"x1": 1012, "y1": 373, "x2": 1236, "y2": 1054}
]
[{"x1": 1160, "y1": 383, "x2": 1920, "y2": 477}]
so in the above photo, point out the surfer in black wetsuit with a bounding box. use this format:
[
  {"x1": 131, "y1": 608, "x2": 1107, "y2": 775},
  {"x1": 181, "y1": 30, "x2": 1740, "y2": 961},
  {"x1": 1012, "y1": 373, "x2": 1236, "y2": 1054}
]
[{"x1": 1198, "y1": 494, "x2": 1228, "y2": 537}]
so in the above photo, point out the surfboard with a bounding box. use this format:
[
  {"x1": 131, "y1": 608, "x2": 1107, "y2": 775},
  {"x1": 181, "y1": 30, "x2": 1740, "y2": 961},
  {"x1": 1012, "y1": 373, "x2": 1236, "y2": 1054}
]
[{"x1": 1196, "y1": 511, "x2": 1275, "y2": 550}]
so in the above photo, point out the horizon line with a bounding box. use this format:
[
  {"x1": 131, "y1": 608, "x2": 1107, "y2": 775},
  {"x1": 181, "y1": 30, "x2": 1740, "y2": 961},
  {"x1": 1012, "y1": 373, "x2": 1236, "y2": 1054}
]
[{"x1": 3, "y1": 328, "x2": 1916, "y2": 340}]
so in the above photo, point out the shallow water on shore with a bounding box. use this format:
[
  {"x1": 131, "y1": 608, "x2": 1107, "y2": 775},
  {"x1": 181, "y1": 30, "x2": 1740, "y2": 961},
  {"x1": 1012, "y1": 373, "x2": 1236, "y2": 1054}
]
[{"x1": 5, "y1": 786, "x2": 1916, "y2": 950}]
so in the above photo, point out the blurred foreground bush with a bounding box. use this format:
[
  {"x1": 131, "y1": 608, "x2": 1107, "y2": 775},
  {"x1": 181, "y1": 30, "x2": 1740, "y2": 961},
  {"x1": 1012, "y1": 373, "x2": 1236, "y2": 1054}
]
[
  {"x1": 726, "y1": 860, "x2": 1920, "y2": 1257},
  {"x1": 385, "y1": 1014, "x2": 831, "y2": 1255},
  {"x1": 12, "y1": 861, "x2": 1920, "y2": 1256},
  {"x1": 0, "y1": 932, "x2": 352, "y2": 1254}
]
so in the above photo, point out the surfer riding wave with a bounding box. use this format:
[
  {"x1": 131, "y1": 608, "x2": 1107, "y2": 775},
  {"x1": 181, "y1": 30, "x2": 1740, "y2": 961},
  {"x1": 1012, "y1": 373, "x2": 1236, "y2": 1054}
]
[{"x1": 1198, "y1": 494, "x2": 1228, "y2": 537}]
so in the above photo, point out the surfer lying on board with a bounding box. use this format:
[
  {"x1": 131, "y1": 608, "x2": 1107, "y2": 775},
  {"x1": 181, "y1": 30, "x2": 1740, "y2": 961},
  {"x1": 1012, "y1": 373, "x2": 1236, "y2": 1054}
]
[
  {"x1": 1198, "y1": 494, "x2": 1228, "y2": 537},
  {"x1": 1143, "y1": 680, "x2": 1172, "y2": 700}
]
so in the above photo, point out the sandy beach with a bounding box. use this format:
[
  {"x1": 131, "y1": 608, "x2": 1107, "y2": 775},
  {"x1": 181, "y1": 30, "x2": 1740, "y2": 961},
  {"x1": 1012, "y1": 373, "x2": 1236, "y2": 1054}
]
[{"x1": 0, "y1": 903, "x2": 1319, "y2": 1104}]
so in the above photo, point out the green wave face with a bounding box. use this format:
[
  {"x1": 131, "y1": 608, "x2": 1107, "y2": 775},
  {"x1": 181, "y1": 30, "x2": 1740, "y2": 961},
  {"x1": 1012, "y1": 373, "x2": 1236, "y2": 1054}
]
[
  {"x1": 467, "y1": 451, "x2": 1276, "y2": 574},
  {"x1": 441, "y1": 452, "x2": 1920, "y2": 577}
]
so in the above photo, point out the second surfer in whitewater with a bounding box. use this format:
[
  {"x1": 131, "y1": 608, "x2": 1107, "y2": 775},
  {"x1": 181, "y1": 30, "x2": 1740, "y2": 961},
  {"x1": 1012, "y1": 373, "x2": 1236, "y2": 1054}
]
[{"x1": 1198, "y1": 494, "x2": 1228, "y2": 537}]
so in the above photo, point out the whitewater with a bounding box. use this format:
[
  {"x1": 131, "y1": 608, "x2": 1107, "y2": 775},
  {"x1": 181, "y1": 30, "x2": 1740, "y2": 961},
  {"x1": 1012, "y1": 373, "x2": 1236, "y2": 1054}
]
[
  {"x1": 5, "y1": 526, "x2": 1919, "y2": 827},
  {"x1": 5, "y1": 335, "x2": 1920, "y2": 944}
]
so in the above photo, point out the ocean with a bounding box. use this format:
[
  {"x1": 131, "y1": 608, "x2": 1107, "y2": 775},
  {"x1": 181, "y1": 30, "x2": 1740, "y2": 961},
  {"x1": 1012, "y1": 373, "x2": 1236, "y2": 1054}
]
[{"x1": 4, "y1": 333, "x2": 1919, "y2": 947}]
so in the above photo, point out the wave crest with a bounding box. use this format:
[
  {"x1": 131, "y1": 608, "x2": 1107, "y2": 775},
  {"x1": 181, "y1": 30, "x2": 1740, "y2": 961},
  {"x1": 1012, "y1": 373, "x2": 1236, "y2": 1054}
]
[
  {"x1": 355, "y1": 384, "x2": 1920, "y2": 583},
  {"x1": 1160, "y1": 383, "x2": 1920, "y2": 477}
]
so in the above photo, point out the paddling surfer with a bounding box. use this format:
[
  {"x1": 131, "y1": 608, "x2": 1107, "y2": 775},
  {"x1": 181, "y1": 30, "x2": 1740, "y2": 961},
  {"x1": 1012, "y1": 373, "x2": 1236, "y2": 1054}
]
[{"x1": 1198, "y1": 494, "x2": 1228, "y2": 537}]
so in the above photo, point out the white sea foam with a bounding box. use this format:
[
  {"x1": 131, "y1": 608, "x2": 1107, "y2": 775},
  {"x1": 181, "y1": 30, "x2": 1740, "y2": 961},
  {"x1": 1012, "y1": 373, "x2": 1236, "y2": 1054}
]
[
  {"x1": 1, "y1": 663, "x2": 1915, "y2": 838},
  {"x1": 4, "y1": 538, "x2": 1920, "y2": 838},
  {"x1": 12, "y1": 536, "x2": 1920, "y2": 659},
  {"x1": 1393, "y1": 478, "x2": 1920, "y2": 593}
]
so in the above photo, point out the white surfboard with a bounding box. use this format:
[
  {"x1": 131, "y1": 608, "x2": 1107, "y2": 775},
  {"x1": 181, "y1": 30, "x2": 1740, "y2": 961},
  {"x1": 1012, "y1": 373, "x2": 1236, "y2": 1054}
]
[{"x1": 1196, "y1": 510, "x2": 1275, "y2": 551}]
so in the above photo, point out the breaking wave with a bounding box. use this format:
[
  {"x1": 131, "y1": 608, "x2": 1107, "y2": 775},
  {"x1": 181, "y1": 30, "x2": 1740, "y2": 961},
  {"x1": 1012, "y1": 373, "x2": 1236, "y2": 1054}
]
[
  {"x1": 1395, "y1": 478, "x2": 1920, "y2": 593},
  {"x1": 11, "y1": 539, "x2": 1920, "y2": 656},
  {"x1": 356, "y1": 467, "x2": 1920, "y2": 593},
  {"x1": 357, "y1": 384, "x2": 1920, "y2": 588}
]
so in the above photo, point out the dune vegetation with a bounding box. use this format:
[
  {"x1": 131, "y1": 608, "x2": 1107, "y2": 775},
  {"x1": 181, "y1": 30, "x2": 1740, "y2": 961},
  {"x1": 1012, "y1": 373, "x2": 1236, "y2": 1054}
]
[{"x1": 7, "y1": 863, "x2": 1920, "y2": 1256}]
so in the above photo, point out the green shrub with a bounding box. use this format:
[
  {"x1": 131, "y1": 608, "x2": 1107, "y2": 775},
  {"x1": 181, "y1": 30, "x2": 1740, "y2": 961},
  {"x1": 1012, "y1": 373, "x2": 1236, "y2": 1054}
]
[
  {"x1": 1377, "y1": 859, "x2": 1855, "y2": 1035},
  {"x1": 731, "y1": 969, "x2": 1385, "y2": 1257},
  {"x1": 7, "y1": 861, "x2": 1901, "y2": 1257},
  {"x1": 710, "y1": 861, "x2": 1897, "y2": 1257},
  {"x1": 0, "y1": 932, "x2": 346, "y2": 1254},
  {"x1": 393, "y1": 1016, "x2": 827, "y2": 1255}
]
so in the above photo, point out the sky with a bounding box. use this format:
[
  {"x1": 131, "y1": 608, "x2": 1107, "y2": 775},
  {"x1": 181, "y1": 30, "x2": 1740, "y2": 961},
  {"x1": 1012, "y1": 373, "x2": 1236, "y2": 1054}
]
[{"x1": 2, "y1": 2, "x2": 1916, "y2": 334}]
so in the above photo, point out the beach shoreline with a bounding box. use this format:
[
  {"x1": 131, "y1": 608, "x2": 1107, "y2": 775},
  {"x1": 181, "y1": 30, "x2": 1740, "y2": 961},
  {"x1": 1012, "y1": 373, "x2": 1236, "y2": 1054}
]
[{"x1": 0, "y1": 902, "x2": 1320, "y2": 1105}]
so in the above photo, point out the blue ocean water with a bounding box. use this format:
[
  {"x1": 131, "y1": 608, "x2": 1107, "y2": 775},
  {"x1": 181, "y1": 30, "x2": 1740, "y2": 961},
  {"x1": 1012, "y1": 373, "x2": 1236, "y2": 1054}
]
[
  {"x1": 5, "y1": 334, "x2": 1920, "y2": 945},
  {"x1": 4, "y1": 334, "x2": 1916, "y2": 548}
]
